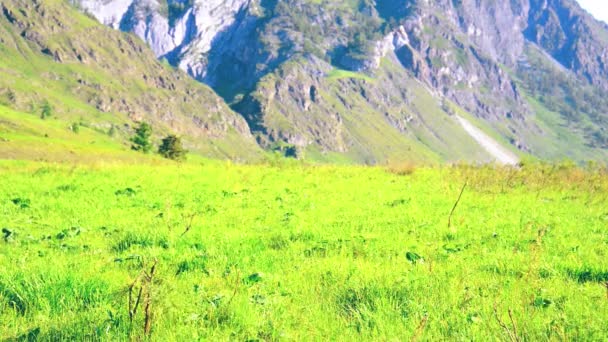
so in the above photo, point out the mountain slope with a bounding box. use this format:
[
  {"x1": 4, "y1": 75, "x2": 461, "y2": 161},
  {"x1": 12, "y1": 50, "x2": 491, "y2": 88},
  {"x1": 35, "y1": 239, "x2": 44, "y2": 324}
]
[
  {"x1": 0, "y1": 0, "x2": 262, "y2": 161},
  {"x1": 75, "y1": 0, "x2": 608, "y2": 163}
]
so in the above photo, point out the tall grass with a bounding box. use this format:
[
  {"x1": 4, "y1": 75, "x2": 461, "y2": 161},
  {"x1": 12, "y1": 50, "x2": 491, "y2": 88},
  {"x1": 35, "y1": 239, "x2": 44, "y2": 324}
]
[{"x1": 0, "y1": 160, "x2": 607, "y2": 340}]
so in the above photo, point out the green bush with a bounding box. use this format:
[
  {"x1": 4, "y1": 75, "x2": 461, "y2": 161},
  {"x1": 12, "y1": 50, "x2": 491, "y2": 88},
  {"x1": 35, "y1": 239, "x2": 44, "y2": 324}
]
[
  {"x1": 40, "y1": 100, "x2": 52, "y2": 119},
  {"x1": 158, "y1": 134, "x2": 187, "y2": 161},
  {"x1": 130, "y1": 122, "x2": 153, "y2": 153},
  {"x1": 70, "y1": 122, "x2": 80, "y2": 134},
  {"x1": 107, "y1": 125, "x2": 116, "y2": 137}
]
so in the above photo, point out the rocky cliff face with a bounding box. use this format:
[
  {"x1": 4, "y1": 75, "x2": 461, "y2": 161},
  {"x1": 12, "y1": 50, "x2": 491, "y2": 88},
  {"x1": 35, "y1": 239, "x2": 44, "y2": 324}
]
[
  {"x1": 526, "y1": 0, "x2": 608, "y2": 90},
  {"x1": 78, "y1": 0, "x2": 254, "y2": 82},
  {"x1": 74, "y1": 0, "x2": 608, "y2": 162},
  {"x1": 1, "y1": 0, "x2": 261, "y2": 160}
]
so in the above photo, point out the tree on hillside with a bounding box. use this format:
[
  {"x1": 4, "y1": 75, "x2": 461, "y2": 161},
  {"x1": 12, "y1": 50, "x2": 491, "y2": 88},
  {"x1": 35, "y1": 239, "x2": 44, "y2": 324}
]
[
  {"x1": 107, "y1": 124, "x2": 116, "y2": 137},
  {"x1": 40, "y1": 100, "x2": 52, "y2": 119},
  {"x1": 71, "y1": 122, "x2": 80, "y2": 134},
  {"x1": 158, "y1": 134, "x2": 187, "y2": 161},
  {"x1": 131, "y1": 122, "x2": 153, "y2": 153}
]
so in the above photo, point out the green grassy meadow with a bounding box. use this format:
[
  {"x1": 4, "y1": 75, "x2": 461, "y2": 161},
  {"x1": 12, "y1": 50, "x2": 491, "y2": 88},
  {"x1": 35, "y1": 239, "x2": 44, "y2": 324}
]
[{"x1": 1, "y1": 160, "x2": 608, "y2": 340}]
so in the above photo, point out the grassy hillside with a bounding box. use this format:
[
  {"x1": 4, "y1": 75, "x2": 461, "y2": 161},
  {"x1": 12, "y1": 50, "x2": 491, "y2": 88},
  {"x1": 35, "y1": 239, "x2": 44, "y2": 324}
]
[
  {"x1": 0, "y1": 0, "x2": 261, "y2": 161},
  {"x1": 1, "y1": 160, "x2": 607, "y2": 340},
  {"x1": 0, "y1": 104, "x2": 182, "y2": 163},
  {"x1": 70, "y1": 0, "x2": 608, "y2": 164},
  {"x1": 238, "y1": 55, "x2": 511, "y2": 164}
]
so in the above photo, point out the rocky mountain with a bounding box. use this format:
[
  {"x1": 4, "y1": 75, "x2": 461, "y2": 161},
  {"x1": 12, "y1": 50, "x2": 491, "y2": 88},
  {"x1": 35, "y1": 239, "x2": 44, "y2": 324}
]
[
  {"x1": 0, "y1": 0, "x2": 262, "y2": 161},
  {"x1": 24, "y1": 0, "x2": 608, "y2": 162}
]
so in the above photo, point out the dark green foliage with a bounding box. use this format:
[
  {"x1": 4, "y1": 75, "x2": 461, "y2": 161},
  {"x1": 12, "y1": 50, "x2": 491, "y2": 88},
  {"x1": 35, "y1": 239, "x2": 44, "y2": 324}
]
[
  {"x1": 342, "y1": 12, "x2": 383, "y2": 62},
  {"x1": 0, "y1": 280, "x2": 27, "y2": 315},
  {"x1": 387, "y1": 198, "x2": 410, "y2": 207},
  {"x1": 40, "y1": 100, "x2": 52, "y2": 119},
  {"x1": 268, "y1": 234, "x2": 290, "y2": 250},
  {"x1": 11, "y1": 198, "x2": 30, "y2": 209},
  {"x1": 158, "y1": 134, "x2": 187, "y2": 161},
  {"x1": 70, "y1": 122, "x2": 80, "y2": 134},
  {"x1": 2, "y1": 228, "x2": 14, "y2": 242},
  {"x1": 176, "y1": 255, "x2": 208, "y2": 276},
  {"x1": 405, "y1": 251, "x2": 423, "y2": 264},
  {"x1": 1, "y1": 88, "x2": 17, "y2": 105},
  {"x1": 245, "y1": 273, "x2": 264, "y2": 284},
  {"x1": 115, "y1": 187, "x2": 137, "y2": 196},
  {"x1": 269, "y1": 141, "x2": 297, "y2": 158},
  {"x1": 566, "y1": 268, "x2": 608, "y2": 283},
  {"x1": 533, "y1": 297, "x2": 553, "y2": 308},
  {"x1": 11, "y1": 327, "x2": 40, "y2": 341},
  {"x1": 112, "y1": 233, "x2": 154, "y2": 252},
  {"x1": 56, "y1": 184, "x2": 77, "y2": 192},
  {"x1": 107, "y1": 125, "x2": 116, "y2": 137},
  {"x1": 7, "y1": 89, "x2": 16, "y2": 103},
  {"x1": 130, "y1": 122, "x2": 152, "y2": 153},
  {"x1": 55, "y1": 227, "x2": 81, "y2": 240}
]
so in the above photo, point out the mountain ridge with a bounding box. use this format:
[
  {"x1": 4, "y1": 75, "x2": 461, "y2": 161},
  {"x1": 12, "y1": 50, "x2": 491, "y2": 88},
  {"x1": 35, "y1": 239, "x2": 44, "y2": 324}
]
[
  {"x1": 4, "y1": 0, "x2": 608, "y2": 163},
  {"x1": 0, "y1": 0, "x2": 263, "y2": 161}
]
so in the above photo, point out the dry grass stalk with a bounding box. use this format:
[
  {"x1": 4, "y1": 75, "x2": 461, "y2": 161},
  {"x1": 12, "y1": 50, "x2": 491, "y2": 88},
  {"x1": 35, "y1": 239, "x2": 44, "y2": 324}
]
[
  {"x1": 180, "y1": 212, "x2": 198, "y2": 237},
  {"x1": 410, "y1": 315, "x2": 429, "y2": 342},
  {"x1": 448, "y1": 182, "x2": 467, "y2": 228},
  {"x1": 494, "y1": 304, "x2": 521, "y2": 342},
  {"x1": 128, "y1": 275, "x2": 144, "y2": 324},
  {"x1": 143, "y1": 259, "x2": 157, "y2": 336},
  {"x1": 126, "y1": 259, "x2": 158, "y2": 337}
]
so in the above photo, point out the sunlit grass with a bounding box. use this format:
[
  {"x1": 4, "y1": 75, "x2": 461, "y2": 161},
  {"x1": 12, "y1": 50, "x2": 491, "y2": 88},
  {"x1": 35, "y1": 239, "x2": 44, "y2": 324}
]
[{"x1": 1, "y1": 160, "x2": 607, "y2": 340}]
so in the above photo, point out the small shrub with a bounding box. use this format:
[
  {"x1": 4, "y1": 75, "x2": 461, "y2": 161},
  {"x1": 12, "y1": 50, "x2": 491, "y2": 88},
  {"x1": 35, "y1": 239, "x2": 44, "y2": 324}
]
[
  {"x1": 268, "y1": 234, "x2": 290, "y2": 250},
  {"x1": 176, "y1": 255, "x2": 208, "y2": 276},
  {"x1": 387, "y1": 198, "x2": 410, "y2": 207},
  {"x1": 2, "y1": 228, "x2": 15, "y2": 242},
  {"x1": 406, "y1": 251, "x2": 424, "y2": 264},
  {"x1": 56, "y1": 184, "x2": 77, "y2": 192},
  {"x1": 533, "y1": 297, "x2": 553, "y2": 308},
  {"x1": 11, "y1": 198, "x2": 30, "y2": 209},
  {"x1": 112, "y1": 233, "x2": 154, "y2": 252},
  {"x1": 0, "y1": 280, "x2": 28, "y2": 315},
  {"x1": 70, "y1": 122, "x2": 80, "y2": 134},
  {"x1": 566, "y1": 268, "x2": 608, "y2": 283},
  {"x1": 269, "y1": 141, "x2": 298, "y2": 158},
  {"x1": 131, "y1": 122, "x2": 153, "y2": 153},
  {"x1": 158, "y1": 135, "x2": 187, "y2": 161},
  {"x1": 245, "y1": 273, "x2": 264, "y2": 284},
  {"x1": 115, "y1": 187, "x2": 137, "y2": 196},
  {"x1": 40, "y1": 100, "x2": 52, "y2": 119}
]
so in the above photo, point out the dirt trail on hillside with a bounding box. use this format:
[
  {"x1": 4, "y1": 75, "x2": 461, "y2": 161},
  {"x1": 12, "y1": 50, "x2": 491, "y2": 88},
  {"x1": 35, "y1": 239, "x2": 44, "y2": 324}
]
[{"x1": 456, "y1": 115, "x2": 519, "y2": 165}]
